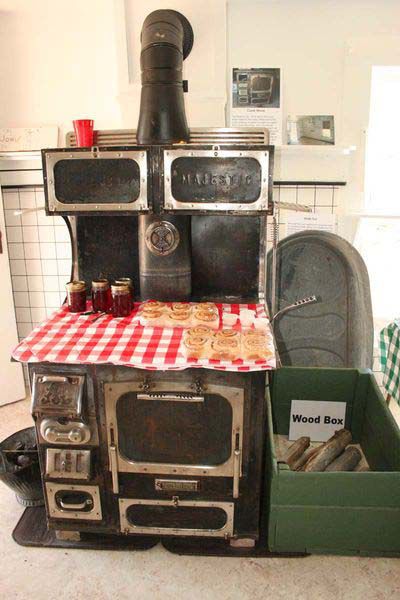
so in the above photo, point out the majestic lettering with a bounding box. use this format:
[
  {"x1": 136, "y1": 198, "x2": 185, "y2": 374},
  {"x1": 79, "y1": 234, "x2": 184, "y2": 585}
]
[{"x1": 178, "y1": 172, "x2": 253, "y2": 187}]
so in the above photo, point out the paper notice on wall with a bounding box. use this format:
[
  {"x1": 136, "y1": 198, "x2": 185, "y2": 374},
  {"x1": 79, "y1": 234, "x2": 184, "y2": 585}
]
[
  {"x1": 231, "y1": 68, "x2": 282, "y2": 144},
  {"x1": 0, "y1": 126, "x2": 58, "y2": 151},
  {"x1": 286, "y1": 212, "x2": 337, "y2": 237}
]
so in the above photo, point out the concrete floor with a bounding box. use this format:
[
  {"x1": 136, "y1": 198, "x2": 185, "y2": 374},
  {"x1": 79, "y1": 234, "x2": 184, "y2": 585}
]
[{"x1": 0, "y1": 399, "x2": 399, "y2": 600}]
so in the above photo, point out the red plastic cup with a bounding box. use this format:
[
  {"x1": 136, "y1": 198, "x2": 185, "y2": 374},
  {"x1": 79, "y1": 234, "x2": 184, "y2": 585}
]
[{"x1": 73, "y1": 119, "x2": 94, "y2": 147}]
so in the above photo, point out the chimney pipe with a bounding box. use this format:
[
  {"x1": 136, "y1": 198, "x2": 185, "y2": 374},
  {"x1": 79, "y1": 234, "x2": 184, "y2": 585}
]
[{"x1": 136, "y1": 9, "x2": 193, "y2": 145}]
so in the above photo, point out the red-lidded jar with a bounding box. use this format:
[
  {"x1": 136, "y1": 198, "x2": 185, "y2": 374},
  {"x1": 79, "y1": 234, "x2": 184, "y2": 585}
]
[
  {"x1": 66, "y1": 281, "x2": 87, "y2": 313},
  {"x1": 115, "y1": 277, "x2": 134, "y2": 300},
  {"x1": 111, "y1": 284, "x2": 132, "y2": 318},
  {"x1": 92, "y1": 279, "x2": 112, "y2": 313}
]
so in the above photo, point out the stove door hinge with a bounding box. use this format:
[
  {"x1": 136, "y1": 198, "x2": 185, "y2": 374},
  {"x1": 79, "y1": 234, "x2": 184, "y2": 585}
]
[{"x1": 233, "y1": 430, "x2": 241, "y2": 499}]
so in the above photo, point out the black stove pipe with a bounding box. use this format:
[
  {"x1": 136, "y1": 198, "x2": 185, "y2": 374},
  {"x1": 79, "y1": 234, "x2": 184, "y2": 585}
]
[
  {"x1": 137, "y1": 10, "x2": 193, "y2": 301},
  {"x1": 137, "y1": 9, "x2": 191, "y2": 145}
]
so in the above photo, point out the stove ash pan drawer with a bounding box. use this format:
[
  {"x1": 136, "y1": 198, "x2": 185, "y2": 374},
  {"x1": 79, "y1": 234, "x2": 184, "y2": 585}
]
[{"x1": 119, "y1": 498, "x2": 234, "y2": 538}]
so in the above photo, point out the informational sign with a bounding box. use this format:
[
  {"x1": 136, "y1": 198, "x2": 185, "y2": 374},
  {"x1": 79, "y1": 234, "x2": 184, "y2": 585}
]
[
  {"x1": 231, "y1": 68, "x2": 282, "y2": 144},
  {"x1": 286, "y1": 212, "x2": 337, "y2": 236},
  {"x1": 289, "y1": 400, "x2": 347, "y2": 442}
]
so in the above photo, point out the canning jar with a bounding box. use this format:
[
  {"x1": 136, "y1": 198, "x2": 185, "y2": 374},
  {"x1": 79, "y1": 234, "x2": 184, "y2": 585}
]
[
  {"x1": 111, "y1": 284, "x2": 132, "y2": 317},
  {"x1": 91, "y1": 279, "x2": 112, "y2": 313},
  {"x1": 114, "y1": 277, "x2": 134, "y2": 300},
  {"x1": 66, "y1": 281, "x2": 87, "y2": 313}
]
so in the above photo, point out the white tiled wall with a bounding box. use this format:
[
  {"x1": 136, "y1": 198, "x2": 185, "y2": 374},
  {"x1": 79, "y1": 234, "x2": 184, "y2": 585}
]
[{"x1": 3, "y1": 186, "x2": 72, "y2": 342}]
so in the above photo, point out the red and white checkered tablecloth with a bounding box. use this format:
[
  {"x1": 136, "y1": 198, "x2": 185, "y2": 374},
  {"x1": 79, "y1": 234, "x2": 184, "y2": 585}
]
[{"x1": 12, "y1": 303, "x2": 276, "y2": 372}]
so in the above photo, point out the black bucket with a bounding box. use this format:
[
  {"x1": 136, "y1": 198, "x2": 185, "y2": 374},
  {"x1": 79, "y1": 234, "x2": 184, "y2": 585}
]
[{"x1": 0, "y1": 426, "x2": 44, "y2": 507}]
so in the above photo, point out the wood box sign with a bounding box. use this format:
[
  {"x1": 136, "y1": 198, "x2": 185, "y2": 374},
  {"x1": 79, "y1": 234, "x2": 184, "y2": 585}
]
[
  {"x1": 42, "y1": 147, "x2": 149, "y2": 214},
  {"x1": 163, "y1": 147, "x2": 273, "y2": 214}
]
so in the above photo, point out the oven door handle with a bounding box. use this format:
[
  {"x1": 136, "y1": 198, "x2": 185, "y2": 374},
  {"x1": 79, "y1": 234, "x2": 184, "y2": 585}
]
[
  {"x1": 59, "y1": 498, "x2": 92, "y2": 511},
  {"x1": 137, "y1": 393, "x2": 204, "y2": 402}
]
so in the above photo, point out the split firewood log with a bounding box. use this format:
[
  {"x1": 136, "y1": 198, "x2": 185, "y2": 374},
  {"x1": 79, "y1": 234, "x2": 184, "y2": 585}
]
[
  {"x1": 283, "y1": 436, "x2": 310, "y2": 468},
  {"x1": 304, "y1": 429, "x2": 352, "y2": 472},
  {"x1": 325, "y1": 446, "x2": 362, "y2": 472},
  {"x1": 293, "y1": 444, "x2": 324, "y2": 471}
]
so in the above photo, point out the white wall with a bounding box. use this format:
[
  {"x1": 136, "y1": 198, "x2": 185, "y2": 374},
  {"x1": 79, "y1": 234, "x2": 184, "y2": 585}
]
[
  {"x1": 116, "y1": 0, "x2": 226, "y2": 128},
  {"x1": 228, "y1": 0, "x2": 400, "y2": 233},
  {"x1": 0, "y1": 0, "x2": 121, "y2": 142}
]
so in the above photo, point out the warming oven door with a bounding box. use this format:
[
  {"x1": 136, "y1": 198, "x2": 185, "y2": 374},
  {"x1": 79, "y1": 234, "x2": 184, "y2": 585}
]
[
  {"x1": 42, "y1": 147, "x2": 149, "y2": 214},
  {"x1": 104, "y1": 381, "x2": 244, "y2": 496}
]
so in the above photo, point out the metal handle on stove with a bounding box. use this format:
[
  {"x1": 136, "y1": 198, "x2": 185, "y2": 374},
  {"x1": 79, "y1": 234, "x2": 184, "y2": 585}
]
[
  {"x1": 137, "y1": 393, "x2": 204, "y2": 402},
  {"x1": 59, "y1": 498, "x2": 92, "y2": 511},
  {"x1": 40, "y1": 375, "x2": 69, "y2": 384}
]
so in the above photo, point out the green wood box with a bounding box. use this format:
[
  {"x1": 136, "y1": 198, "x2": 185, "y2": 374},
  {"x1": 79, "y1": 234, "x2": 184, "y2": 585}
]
[{"x1": 266, "y1": 367, "x2": 400, "y2": 556}]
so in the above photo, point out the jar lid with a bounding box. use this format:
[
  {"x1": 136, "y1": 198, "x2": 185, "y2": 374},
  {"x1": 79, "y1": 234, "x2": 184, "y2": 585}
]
[
  {"x1": 115, "y1": 277, "x2": 133, "y2": 287},
  {"x1": 92, "y1": 279, "x2": 109, "y2": 289},
  {"x1": 66, "y1": 280, "x2": 86, "y2": 292},
  {"x1": 111, "y1": 283, "x2": 130, "y2": 294}
]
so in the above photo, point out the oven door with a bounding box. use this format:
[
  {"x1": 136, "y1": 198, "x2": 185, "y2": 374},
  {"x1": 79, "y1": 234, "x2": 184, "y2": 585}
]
[{"x1": 105, "y1": 382, "x2": 244, "y2": 496}]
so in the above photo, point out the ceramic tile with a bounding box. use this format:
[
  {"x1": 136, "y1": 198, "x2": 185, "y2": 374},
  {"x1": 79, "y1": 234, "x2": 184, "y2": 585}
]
[
  {"x1": 10, "y1": 260, "x2": 26, "y2": 276},
  {"x1": 40, "y1": 242, "x2": 57, "y2": 259},
  {"x1": 13, "y1": 291, "x2": 30, "y2": 307},
  {"x1": 45, "y1": 291, "x2": 61, "y2": 307},
  {"x1": 38, "y1": 226, "x2": 55, "y2": 243},
  {"x1": 24, "y1": 242, "x2": 41, "y2": 259},
  {"x1": 2, "y1": 192, "x2": 20, "y2": 209},
  {"x1": 15, "y1": 307, "x2": 32, "y2": 323},
  {"x1": 41, "y1": 260, "x2": 58, "y2": 275},
  {"x1": 35, "y1": 189, "x2": 45, "y2": 208},
  {"x1": 42, "y1": 275, "x2": 59, "y2": 292},
  {"x1": 25, "y1": 259, "x2": 42, "y2": 276},
  {"x1": 58, "y1": 275, "x2": 69, "y2": 291},
  {"x1": 29, "y1": 291, "x2": 45, "y2": 307},
  {"x1": 6, "y1": 226, "x2": 23, "y2": 242},
  {"x1": 12, "y1": 275, "x2": 28, "y2": 291},
  {"x1": 8, "y1": 243, "x2": 25, "y2": 259},
  {"x1": 57, "y1": 259, "x2": 71, "y2": 276},
  {"x1": 19, "y1": 191, "x2": 36, "y2": 209},
  {"x1": 17, "y1": 322, "x2": 33, "y2": 338},
  {"x1": 37, "y1": 209, "x2": 51, "y2": 226},
  {"x1": 4, "y1": 210, "x2": 21, "y2": 227},
  {"x1": 55, "y1": 242, "x2": 71, "y2": 259},
  {"x1": 21, "y1": 210, "x2": 37, "y2": 226},
  {"x1": 27, "y1": 275, "x2": 44, "y2": 292},
  {"x1": 30, "y1": 306, "x2": 47, "y2": 322},
  {"x1": 54, "y1": 226, "x2": 70, "y2": 242},
  {"x1": 22, "y1": 226, "x2": 39, "y2": 243}
]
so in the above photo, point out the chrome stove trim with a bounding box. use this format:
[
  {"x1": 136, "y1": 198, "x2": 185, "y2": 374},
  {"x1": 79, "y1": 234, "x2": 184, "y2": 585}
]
[
  {"x1": 119, "y1": 498, "x2": 234, "y2": 538},
  {"x1": 163, "y1": 148, "x2": 270, "y2": 213},
  {"x1": 104, "y1": 381, "x2": 244, "y2": 479},
  {"x1": 44, "y1": 148, "x2": 148, "y2": 213}
]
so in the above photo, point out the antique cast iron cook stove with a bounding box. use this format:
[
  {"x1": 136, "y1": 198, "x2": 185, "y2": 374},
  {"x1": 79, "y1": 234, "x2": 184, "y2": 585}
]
[{"x1": 29, "y1": 10, "x2": 275, "y2": 549}]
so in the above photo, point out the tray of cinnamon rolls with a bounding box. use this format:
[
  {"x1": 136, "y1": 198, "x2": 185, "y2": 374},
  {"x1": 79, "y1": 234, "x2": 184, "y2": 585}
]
[
  {"x1": 137, "y1": 301, "x2": 220, "y2": 330},
  {"x1": 182, "y1": 327, "x2": 274, "y2": 362}
]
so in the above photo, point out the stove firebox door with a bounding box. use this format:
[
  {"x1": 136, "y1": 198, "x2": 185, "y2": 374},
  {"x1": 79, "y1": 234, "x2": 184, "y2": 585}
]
[{"x1": 105, "y1": 382, "x2": 244, "y2": 493}]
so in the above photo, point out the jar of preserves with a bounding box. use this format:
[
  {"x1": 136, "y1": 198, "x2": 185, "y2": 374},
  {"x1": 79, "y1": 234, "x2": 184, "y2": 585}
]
[
  {"x1": 66, "y1": 281, "x2": 87, "y2": 313},
  {"x1": 114, "y1": 277, "x2": 134, "y2": 300},
  {"x1": 111, "y1": 284, "x2": 132, "y2": 318},
  {"x1": 91, "y1": 279, "x2": 112, "y2": 313}
]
